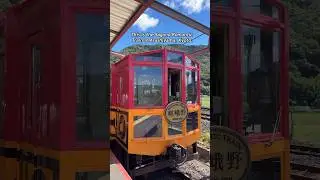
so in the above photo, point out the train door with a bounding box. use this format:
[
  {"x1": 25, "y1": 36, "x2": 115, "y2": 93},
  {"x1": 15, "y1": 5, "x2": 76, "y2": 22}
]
[
  {"x1": 20, "y1": 32, "x2": 44, "y2": 180},
  {"x1": 168, "y1": 68, "x2": 182, "y2": 103},
  {"x1": 168, "y1": 66, "x2": 183, "y2": 135},
  {"x1": 115, "y1": 71, "x2": 127, "y2": 145},
  {"x1": 211, "y1": 23, "x2": 229, "y2": 127}
]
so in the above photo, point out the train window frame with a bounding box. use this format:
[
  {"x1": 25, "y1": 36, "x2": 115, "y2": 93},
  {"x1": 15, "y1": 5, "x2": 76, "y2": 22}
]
[
  {"x1": 185, "y1": 56, "x2": 197, "y2": 67},
  {"x1": 241, "y1": 0, "x2": 280, "y2": 20},
  {"x1": 167, "y1": 51, "x2": 183, "y2": 64},
  {"x1": 133, "y1": 115, "x2": 163, "y2": 139},
  {"x1": 241, "y1": 24, "x2": 281, "y2": 136},
  {"x1": 0, "y1": 35, "x2": 4, "y2": 138},
  {"x1": 185, "y1": 68, "x2": 198, "y2": 105},
  {"x1": 133, "y1": 65, "x2": 163, "y2": 108},
  {"x1": 75, "y1": 12, "x2": 108, "y2": 142},
  {"x1": 135, "y1": 52, "x2": 163, "y2": 62}
]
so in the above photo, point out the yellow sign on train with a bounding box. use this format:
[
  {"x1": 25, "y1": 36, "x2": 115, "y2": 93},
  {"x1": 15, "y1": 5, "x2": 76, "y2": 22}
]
[
  {"x1": 165, "y1": 101, "x2": 188, "y2": 123},
  {"x1": 211, "y1": 126, "x2": 251, "y2": 180}
]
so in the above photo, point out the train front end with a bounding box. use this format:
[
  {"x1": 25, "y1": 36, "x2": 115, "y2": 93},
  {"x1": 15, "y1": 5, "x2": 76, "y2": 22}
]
[{"x1": 110, "y1": 48, "x2": 201, "y2": 175}]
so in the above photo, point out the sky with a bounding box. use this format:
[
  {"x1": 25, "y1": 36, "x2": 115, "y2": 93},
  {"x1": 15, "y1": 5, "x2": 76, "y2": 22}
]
[{"x1": 112, "y1": 0, "x2": 210, "y2": 52}]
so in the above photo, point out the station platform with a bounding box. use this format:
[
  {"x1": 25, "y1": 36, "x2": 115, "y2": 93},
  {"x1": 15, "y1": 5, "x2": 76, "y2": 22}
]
[{"x1": 110, "y1": 151, "x2": 132, "y2": 180}]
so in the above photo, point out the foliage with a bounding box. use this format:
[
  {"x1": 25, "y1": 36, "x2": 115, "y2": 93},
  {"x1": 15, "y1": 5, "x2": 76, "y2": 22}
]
[{"x1": 285, "y1": 0, "x2": 320, "y2": 107}]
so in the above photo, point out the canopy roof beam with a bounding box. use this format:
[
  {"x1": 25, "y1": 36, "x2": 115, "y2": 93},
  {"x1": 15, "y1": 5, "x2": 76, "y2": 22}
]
[
  {"x1": 111, "y1": 0, "x2": 155, "y2": 48},
  {"x1": 134, "y1": 0, "x2": 210, "y2": 35}
]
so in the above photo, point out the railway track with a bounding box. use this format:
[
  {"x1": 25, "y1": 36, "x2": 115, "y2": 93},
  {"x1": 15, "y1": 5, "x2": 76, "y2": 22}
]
[
  {"x1": 291, "y1": 145, "x2": 320, "y2": 180},
  {"x1": 201, "y1": 107, "x2": 210, "y2": 121},
  {"x1": 136, "y1": 168, "x2": 190, "y2": 180}
]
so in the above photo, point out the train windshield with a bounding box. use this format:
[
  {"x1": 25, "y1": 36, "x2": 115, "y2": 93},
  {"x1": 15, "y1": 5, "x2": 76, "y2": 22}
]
[{"x1": 134, "y1": 66, "x2": 163, "y2": 106}]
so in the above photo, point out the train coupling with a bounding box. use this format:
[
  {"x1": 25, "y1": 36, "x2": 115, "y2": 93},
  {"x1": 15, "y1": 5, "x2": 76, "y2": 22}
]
[{"x1": 167, "y1": 144, "x2": 188, "y2": 166}]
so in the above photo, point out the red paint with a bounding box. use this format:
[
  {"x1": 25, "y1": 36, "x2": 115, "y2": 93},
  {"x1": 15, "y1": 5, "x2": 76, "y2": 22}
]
[
  {"x1": 212, "y1": 1, "x2": 289, "y2": 142},
  {"x1": 111, "y1": 151, "x2": 132, "y2": 180},
  {"x1": 3, "y1": 0, "x2": 107, "y2": 150},
  {"x1": 111, "y1": 48, "x2": 201, "y2": 109}
]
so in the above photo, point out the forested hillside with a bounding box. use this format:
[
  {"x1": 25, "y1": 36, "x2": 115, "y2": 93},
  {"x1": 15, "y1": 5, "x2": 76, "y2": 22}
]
[{"x1": 284, "y1": 0, "x2": 320, "y2": 107}]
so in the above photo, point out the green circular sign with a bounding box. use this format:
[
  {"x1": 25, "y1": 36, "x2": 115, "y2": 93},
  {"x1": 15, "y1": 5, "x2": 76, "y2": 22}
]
[{"x1": 211, "y1": 126, "x2": 251, "y2": 180}]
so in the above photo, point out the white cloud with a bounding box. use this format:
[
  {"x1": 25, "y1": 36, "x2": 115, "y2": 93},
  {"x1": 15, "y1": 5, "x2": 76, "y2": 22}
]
[
  {"x1": 134, "y1": 13, "x2": 159, "y2": 31},
  {"x1": 180, "y1": 0, "x2": 209, "y2": 14},
  {"x1": 164, "y1": 1, "x2": 176, "y2": 9}
]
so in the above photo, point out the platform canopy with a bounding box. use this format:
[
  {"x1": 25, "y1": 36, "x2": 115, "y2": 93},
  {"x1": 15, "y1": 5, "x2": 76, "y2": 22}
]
[
  {"x1": 110, "y1": 0, "x2": 210, "y2": 50},
  {"x1": 110, "y1": 0, "x2": 142, "y2": 45}
]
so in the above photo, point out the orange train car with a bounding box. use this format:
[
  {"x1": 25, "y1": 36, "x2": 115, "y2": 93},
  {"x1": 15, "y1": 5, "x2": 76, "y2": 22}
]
[
  {"x1": 110, "y1": 48, "x2": 201, "y2": 177},
  {"x1": 0, "y1": 0, "x2": 109, "y2": 179}
]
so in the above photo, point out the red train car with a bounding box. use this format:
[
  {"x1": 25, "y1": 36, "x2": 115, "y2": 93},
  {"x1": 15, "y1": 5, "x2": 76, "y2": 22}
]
[
  {"x1": 0, "y1": 0, "x2": 109, "y2": 179},
  {"x1": 212, "y1": 0, "x2": 290, "y2": 179}
]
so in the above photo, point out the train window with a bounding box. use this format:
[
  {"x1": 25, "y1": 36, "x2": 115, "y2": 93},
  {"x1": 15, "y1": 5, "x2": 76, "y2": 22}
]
[
  {"x1": 31, "y1": 45, "x2": 42, "y2": 137},
  {"x1": 167, "y1": 52, "x2": 183, "y2": 64},
  {"x1": 134, "y1": 66, "x2": 162, "y2": 106},
  {"x1": 134, "y1": 115, "x2": 162, "y2": 138},
  {"x1": 241, "y1": 0, "x2": 279, "y2": 19},
  {"x1": 0, "y1": 42, "x2": 3, "y2": 138},
  {"x1": 75, "y1": 13, "x2": 108, "y2": 141},
  {"x1": 212, "y1": 0, "x2": 233, "y2": 7},
  {"x1": 185, "y1": 56, "x2": 196, "y2": 67},
  {"x1": 186, "y1": 70, "x2": 198, "y2": 104},
  {"x1": 187, "y1": 112, "x2": 198, "y2": 132},
  {"x1": 168, "y1": 122, "x2": 182, "y2": 136},
  {"x1": 242, "y1": 25, "x2": 280, "y2": 134},
  {"x1": 168, "y1": 68, "x2": 181, "y2": 102},
  {"x1": 135, "y1": 53, "x2": 162, "y2": 62},
  {"x1": 75, "y1": 172, "x2": 109, "y2": 180}
]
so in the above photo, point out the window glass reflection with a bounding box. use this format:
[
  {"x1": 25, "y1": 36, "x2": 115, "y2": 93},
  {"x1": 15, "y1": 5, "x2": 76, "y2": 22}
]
[
  {"x1": 167, "y1": 52, "x2": 183, "y2": 64},
  {"x1": 76, "y1": 13, "x2": 108, "y2": 141},
  {"x1": 213, "y1": 0, "x2": 232, "y2": 6},
  {"x1": 75, "y1": 172, "x2": 109, "y2": 180},
  {"x1": 186, "y1": 70, "x2": 198, "y2": 104},
  {"x1": 135, "y1": 53, "x2": 162, "y2": 62},
  {"x1": 134, "y1": 115, "x2": 162, "y2": 138},
  {"x1": 185, "y1": 56, "x2": 196, "y2": 67},
  {"x1": 241, "y1": 0, "x2": 279, "y2": 19},
  {"x1": 134, "y1": 66, "x2": 162, "y2": 106},
  {"x1": 242, "y1": 25, "x2": 280, "y2": 135}
]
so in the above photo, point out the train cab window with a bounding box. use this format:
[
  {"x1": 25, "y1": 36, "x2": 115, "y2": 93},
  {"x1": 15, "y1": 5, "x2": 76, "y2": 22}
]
[
  {"x1": 167, "y1": 52, "x2": 183, "y2": 64},
  {"x1": 135, "y1": 53, "x2": 162, "y2": 62},
  {"x1": 242, "y1": 25, "x2": 280, "y2": 134},
  {"x1": 0, "y1": 36, "x2": 4, "y2": 138},
  {"x1": 241, "y1": 0, "x2": 279, "y2": 19},
  {"x1": 134, "y1": 66, "x2": 162, "y2": 106},
  {"x1": 75, "y1": 172, "x2": 109, "y2": 180},
  {"x1": 212, "y1": 0, "x2": 233, "y2": 7},
  {"x1": 75, "y1": 13, "x2": 108, "y2": 141},
  {"x1": 134, "y1": 115, "x2": 162, "y2": 138},
  {"x1": 168, "y1": 68, "x2": 181, "y2": 102},
  {"x1": 185, "y1": 56, "x2": 197, "y2": 67},
  {"x1": 186, "y1": 70, "x2": 198, "y2": 104}
]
